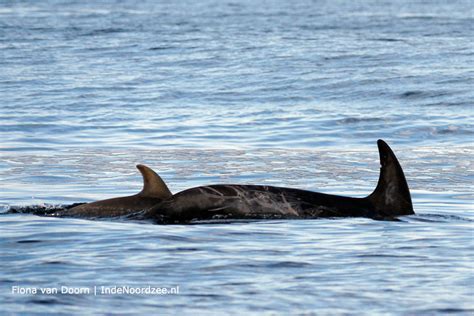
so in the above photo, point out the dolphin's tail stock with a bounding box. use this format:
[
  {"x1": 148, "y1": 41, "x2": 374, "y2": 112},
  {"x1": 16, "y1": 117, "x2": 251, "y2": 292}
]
[{"x1": 367, "y1": 139, "x2": 414, "y2": 219}]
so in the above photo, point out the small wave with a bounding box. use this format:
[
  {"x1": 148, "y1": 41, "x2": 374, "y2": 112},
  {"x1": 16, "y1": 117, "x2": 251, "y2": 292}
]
[
  {"x1": 423, "y1": 101, "x2": 471, "y2": 107},
  {"x1": 82, "y1": 28, "x2": 128, "y2": 36},
  {"x1": 336, "y1": 117, "x2": 384, "y2": 124},
  {"x1": 371, "y1": 38, "x2": 405, "y2": 42},
  {"x1": 437, "y1": 127, "x2": 473, "y2": 135},
  {"x1": 410, "y1": 214, "x2": 473, "y2": 223},
  {"x1": 356, "y1": 254, "x2": 427, "y2": 259},
  {"x1": 266, "y1": 261, "x2": 312, "y2": 268},
  {"x1": 416, "y1": 308, "x2": 474, "y2": 314},
  {"x1": 149, "y1": 46, "x2": 176, "y2": 51},
  {"x1": 400, "y1": 90, "x2": 453, "y2": 99}
]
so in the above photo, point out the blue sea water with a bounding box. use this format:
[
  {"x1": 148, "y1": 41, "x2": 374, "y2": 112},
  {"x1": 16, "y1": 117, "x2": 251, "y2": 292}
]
[{"x1": 0, "y1": 0, "x2": 473, "y2": 314}]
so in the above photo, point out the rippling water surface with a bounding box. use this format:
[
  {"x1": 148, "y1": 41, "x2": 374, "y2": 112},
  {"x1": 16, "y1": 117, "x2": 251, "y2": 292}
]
[{"x1": 1, "y1": 0, "x2": 473, "y2": 314}]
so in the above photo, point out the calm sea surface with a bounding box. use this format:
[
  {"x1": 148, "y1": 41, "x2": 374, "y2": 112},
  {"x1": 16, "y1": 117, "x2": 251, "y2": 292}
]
[{"x1": 1, "y1": 0, "x2": 473, "y2": 314}]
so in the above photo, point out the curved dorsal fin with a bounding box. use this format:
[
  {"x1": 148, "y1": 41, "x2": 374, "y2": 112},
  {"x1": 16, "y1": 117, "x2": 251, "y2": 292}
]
[
  {"x1": 136, "y1": 164, "x2": 172, "y2": 199},
  {"x1": 367, "y1": 139, "x2": 414, "y2": 217}
]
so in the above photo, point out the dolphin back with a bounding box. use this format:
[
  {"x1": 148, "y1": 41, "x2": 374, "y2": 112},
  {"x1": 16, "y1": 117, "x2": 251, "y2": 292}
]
[{"x1": 63, "y1": 164, "x2": 172, "y2": 218}]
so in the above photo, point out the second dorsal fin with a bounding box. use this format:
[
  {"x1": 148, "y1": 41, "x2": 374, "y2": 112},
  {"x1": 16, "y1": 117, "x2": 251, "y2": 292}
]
[{"x1": 136, "y1": 164, "x2": 172, "y2": 199}]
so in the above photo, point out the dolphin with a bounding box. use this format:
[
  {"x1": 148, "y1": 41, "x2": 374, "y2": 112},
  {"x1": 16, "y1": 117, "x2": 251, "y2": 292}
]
[
  {"x1": 62, "y1": 164, "x2": 172, "y2": 218},
  {"x1": 144, "y1": 140, "x2": 414, "y2": 223}
]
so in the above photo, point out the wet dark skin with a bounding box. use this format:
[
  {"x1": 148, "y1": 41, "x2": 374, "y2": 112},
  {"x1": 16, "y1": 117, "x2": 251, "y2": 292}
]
[
  {"x1": 60, "y1": 140, "x2": 414, "y2": 223},
  {"x1": 145, "y1": 140, "x2": 414, "y2": 223}
]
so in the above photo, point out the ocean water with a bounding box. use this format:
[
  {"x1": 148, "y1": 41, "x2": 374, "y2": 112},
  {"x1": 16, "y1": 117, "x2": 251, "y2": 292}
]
[{"x1": 1, "y1": 0, "x2": 473, "y2": 314}]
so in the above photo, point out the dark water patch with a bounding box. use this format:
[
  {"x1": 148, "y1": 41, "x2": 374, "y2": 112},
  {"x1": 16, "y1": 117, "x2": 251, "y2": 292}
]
[
  {"x1": 17, "y1": 240, "x2": 43, "y2": 244},
  {"x1": 82, "y1": 28, "x2": 129, "y2": 36},
  {"x1": 159, "y1": 235, "x2": 195, "y2": 242},
  {"x1": 417, "y1": 308, "x2": 474, "y2": 314},
  {"x1": 187, "y1": 293, "x2": 229, "y2": 299},
  {"x1": 371, "y1": 38, "x2": 405, "y2": 42},
  {"x1": 201, "y1": 262, "x2": 262, "y2": 272},
  {"x1": 266, "y1": 261, "x2": 312, "y2": 268},
  {"x1": 356, "y1": 254, "x2": 427, "y2": 259},
  {"x1": 401, "y1": 90, "x2": 424, "y2": 98},
  {"x1": 20, "y1": 295, "x2": 80, "y2": 310},
  {"x1": 399, "y1": 15, "x2": 441, "y2": 20},
  {"x1": 336, "y1": 117, "x2": 384, "y2": 124},
  {"x1": 437, "y1": 127, "x2": 473, "y2": 135},
  {"x1": 27, "y1": 298, "x2": 62, "y2": 305},
  {"x1": 0, "y1": 146, "x2": 56, "y2": 152},
  {"x1": 400, "y1": 90, "x2": 454, "y2": 99},
  {"x1": 41, "y1": 260, "x2": 67, "y2": 265},
  {"x1": 0, "y1": 279, "x2": 15, "y2": 283},
  {"x1": 220, "y1": 281, "x2": 254, "y2": 287},
  {"x1": 299, "y1": 25, "x2": 340, "y2": 31},
  {"x1": 167, "y1": 247, "x2": 201, "y2": 252},
  {"x1": 149, "y1": 46, "x2": 177, "y2": 51},
  {"x1": 423, "y1": 101, "x2": 471, "y2": 107}
]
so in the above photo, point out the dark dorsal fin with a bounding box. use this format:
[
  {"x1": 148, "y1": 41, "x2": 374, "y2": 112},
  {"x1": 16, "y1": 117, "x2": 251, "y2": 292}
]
[
  {"x1": 136, "y1": 164, "x2": 172, "y2": 199},
  {"x1": 367, "y1": 139, "x2": 414, "y2": 217}
]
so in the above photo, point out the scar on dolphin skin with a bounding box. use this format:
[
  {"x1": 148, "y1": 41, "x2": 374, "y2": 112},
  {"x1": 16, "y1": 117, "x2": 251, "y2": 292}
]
[
  {"x1": 60, "y1": 164, "x2": 172, "y2": 218},
  {"x1": 144, "y1": 139, "x2": 414, "y2": 223},
  {"x1": 59, "y1": 139, "x2": 414, "y2": 222}
]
